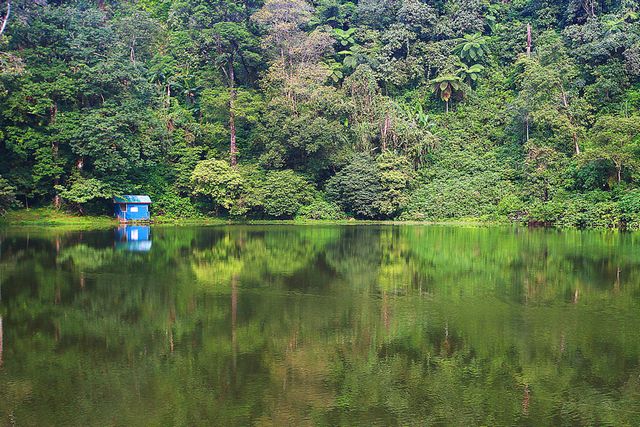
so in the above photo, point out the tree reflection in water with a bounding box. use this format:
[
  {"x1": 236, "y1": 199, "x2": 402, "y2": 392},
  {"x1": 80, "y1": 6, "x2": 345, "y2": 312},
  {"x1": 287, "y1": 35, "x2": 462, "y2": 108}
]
[{"x1": 0, "y1": 225, "x2": 639, "y2": 425}]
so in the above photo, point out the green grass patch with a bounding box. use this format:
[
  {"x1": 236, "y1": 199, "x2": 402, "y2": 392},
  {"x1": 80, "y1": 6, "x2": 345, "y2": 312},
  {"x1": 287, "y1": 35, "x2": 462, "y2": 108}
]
[{"x1": 0, "y1": 208, "x2": 115, "y2": 228}]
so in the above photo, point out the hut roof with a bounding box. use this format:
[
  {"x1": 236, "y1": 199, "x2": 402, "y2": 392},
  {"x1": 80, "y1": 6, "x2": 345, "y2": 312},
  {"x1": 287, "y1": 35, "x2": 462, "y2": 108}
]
[{"x1": 113, "y1": 195, "x2": 152, "y2": 204}]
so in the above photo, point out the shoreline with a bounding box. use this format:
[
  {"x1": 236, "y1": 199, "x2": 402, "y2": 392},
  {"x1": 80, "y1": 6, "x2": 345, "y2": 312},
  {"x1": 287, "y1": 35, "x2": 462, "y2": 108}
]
[
  {"x1": 0, "y1": 208, "x2": 632, "y2": 232},
  {"x1": 0, "y1": 207, "x2": 507, "y2": 229}
]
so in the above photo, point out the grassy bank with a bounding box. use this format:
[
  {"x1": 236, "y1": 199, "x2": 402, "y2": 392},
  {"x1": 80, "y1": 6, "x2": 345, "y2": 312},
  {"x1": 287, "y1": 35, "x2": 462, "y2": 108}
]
[
  {"x1": 0, "y1": 208, "x2": 115, "y2": 228},
  {"x1": 0, "y1": 208, "x2": 503, "y2": 229}
]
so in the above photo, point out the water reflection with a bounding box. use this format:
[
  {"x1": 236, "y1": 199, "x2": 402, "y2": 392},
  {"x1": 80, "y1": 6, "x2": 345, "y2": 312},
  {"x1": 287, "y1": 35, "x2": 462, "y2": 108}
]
[
  {"x1": 115, "y1": 225, "x2": 151, "y2": 252},
  {"x1": 0, "y1": 225, "x2": 639, "y2": 425}
]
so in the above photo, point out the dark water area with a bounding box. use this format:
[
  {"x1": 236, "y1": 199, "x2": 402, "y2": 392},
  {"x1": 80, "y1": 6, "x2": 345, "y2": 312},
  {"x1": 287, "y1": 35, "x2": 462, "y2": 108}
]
[{"x1": 0, "y1": 225, "x2": 640, "y2": 426}]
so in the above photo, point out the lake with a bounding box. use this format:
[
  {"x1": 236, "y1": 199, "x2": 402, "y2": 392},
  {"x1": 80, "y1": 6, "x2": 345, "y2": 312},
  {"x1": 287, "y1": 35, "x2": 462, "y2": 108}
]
[{"x1": 0, "y1": 225, "x2": 639, "y2": 426}]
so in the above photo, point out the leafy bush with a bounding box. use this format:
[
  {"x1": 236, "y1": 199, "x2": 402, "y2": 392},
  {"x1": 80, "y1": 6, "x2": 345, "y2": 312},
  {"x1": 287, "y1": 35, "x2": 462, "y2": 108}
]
[
  {"x1": 618, "y1": 189, "x2": 640, "y2": 230},
  {"x1": 326, "y1": 155, "x2": 384, "y2": 219},
  {"x1": 376, "y1": 152, "x2": 414, "y2": 217},
  {"x1": 296, "y1": 197, "x2": 345, "y2": 220},
  {"x1": 56, "y1": 178, "x2": 112, "y2": 204},
  {"x1": 556, "y1": 193, "x2": 620, "y2": 229},
  {"x1": 154, "y1": 193, "x2": 203, "y2": 218},
  {"x1": 190, "y1": 159, "x2": 244, "y2": 212},
  {"x1": 326, "y1": 154, "x2": 412, "y2": 219},
  {"x1": 257, "y1": 170, "x2": 315, "y2": 218},
  {"x1": 524, "y1": 191, "x2": 624, "y2": 229},
  {"x1": 401, "y1": 171, "x2": 514, "y2": 220},
  {"x1": 525, "y1": 200, "x2": 566, "y2": 225},
  {"x1": 496, "y1": 194, "x2": 526, "y2": 220}
]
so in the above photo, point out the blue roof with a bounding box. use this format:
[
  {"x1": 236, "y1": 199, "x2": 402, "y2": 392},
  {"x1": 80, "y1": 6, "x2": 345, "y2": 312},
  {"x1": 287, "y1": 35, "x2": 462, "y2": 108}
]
[{"x1": 113, "y1": 195, "x2": 152, "y2": 204}]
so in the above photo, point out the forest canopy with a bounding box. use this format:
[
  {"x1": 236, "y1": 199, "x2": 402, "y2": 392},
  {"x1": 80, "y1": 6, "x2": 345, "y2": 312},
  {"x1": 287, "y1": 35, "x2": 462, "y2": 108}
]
[{"x1": 1, "y1": 0, "x2": 640, "y2": 228}]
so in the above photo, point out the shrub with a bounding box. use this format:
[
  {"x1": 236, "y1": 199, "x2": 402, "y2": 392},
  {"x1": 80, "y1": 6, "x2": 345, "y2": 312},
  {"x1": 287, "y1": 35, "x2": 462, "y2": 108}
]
[
  {"x1": 258, "y1": 170, "x2": 315, "y2": 218},
  {"x1": 401, "y1": 171, "x2": 514, "y2": 220},
  {"x1": 154, "y1": 193, "x2": 202, "y2": 218},
  {"x1": 376, "y1": 152, "x2": 414, "y2": 217},
  {"x1": 496, "y1": 194, "x2": 526, "y2": 220},
  {"x1": 190, "y1": 159, "x2": 244, "y2": 212},
  {"x1": 556, "y1": 193, "x2": 619, "y2": 229},
  {"x1": 618, "y1": 189, "x2": 640, "y2": 230},
  {"x1": 525, "y1": 200, "x2": 565, "y2": 225},
  {"x1": 326, "y1": 155, "x2": 383, "y2": 219},
  {"x1": 524, "y1": 191, "x2": 622, "y2": 229},
  {"x1": 296, "y1": 197, "x2": 345, "y2": 220}
]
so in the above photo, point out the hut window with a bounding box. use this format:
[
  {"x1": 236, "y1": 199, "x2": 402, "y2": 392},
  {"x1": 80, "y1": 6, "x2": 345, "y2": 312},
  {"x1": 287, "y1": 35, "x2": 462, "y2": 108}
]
[
  {"x1": 130, "y1": 206, "x2": 139, "y2": 213},
  {"x1": 120, "y1": 203, "x2": 127, "y2": 212}
]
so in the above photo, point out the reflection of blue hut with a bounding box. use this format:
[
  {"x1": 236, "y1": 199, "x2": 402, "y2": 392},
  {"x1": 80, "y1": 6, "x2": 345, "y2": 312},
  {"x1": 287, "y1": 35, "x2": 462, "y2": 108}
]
[
  {"x1": 114, "y1": 195, "x2": 152, "y2": 223},
  {"x1": 115, "y1": 225, "x2": 152, "y2": 252}
]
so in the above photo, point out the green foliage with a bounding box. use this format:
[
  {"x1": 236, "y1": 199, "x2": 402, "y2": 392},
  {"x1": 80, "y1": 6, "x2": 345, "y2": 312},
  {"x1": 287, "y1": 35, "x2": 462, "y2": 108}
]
[
  {"x1": 56, "y1": 177, "x2": 112, "y2": 206},
  {"x1": 257, "y1": 170, "x2": 315, "y2": 218},
  {"x1": 584, "y1": 114, "x2": 640, "y2": 182},
  {"x1": 154, "y1": 192, "x2": 203, "y2": 219},
  {"x1": 496, "y1": 194, "x2": 526, "y2": 220},
  {"x1": 455, "y1": 33, "x2": 490, "y2": 63},
  {"x1": 618, "y1": 189, "x2": 640, "y2": 230},
  {"x1": 0, "y1": 175, "x2": 16, "y2": 214},
  {"x1": 430, "y1": 74, "x2": 464, "y2": 110},
  {"x1": 326, "y1": 155, "x2": 384, "y2": 219},
  {"x1": 402, "y1": 171, "x2": 513, "y2": 220},
  {"x1": 296, "y1": 197, "x2": 345, "y2": 220},
  {"x1": 190, "y1": 159, "x2": 244, "y2": 212},
  {"x1": 2, "y1": 0, "x2": 640, "y2": 228},
  {"x1": 375, "y1": 152, "x2": 414, "y2": 217}
]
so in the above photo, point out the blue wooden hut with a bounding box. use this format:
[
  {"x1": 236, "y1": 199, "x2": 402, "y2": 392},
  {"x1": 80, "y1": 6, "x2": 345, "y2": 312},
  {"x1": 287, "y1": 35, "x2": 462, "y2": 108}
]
[{"x1": 113, "y1": 195, "x2": 152, "y2": 222}]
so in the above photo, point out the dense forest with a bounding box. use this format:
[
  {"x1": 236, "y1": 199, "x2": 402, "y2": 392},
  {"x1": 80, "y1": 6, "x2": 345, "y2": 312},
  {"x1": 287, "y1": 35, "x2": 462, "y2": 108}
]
[{"x1": 0, "y1": 0, "x2": 640, "y2": 227}]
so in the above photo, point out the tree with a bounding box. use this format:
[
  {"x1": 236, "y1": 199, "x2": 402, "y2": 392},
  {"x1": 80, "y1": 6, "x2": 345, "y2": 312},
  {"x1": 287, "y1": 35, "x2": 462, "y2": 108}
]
[
  {"x1": 251, "y1": 0, "x2": 314, "y2": 64},
  {"x1": 190, "y1": 159, "x2": 245, "y2": 212},
  {"x1": 55, "y1": 176, "x2": 112, "y2": 213},
  {"x1": 586, "y1": 115, "x2": 640, "y2": 183},
  {"x1": 203, "y1": 22, "x2": 260, "y2": 167},
  {"x1": 512, "y1": 40, "x2": 587, "y2": 155},
  {"x1": 333, "y1": 28, "x2": 355, "y2": 47},
  {"x1": 430, "y1": 74, "x2": 464, "y2": 112},
  {"x1": 375, "y1": 152, "x2": 414, "y2": 217}
]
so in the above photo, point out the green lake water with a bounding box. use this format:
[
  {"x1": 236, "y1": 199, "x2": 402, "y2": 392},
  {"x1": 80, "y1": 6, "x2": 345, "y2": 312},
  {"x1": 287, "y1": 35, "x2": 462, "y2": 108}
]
[{"x1": 1, "y1": 225, "x2": 640, "y2": 426}]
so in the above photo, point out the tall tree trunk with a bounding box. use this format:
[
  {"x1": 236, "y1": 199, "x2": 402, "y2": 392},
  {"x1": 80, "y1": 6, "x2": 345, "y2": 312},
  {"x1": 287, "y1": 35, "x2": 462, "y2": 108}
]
[
  {"x1": 559, "y1": 88, "x2": 580, "y2": 154},
  {"x1": 0, "y1": 0, "x2": 10, "y2": 37},
  {"x1": 526, "y1": 23, "x2": 532, "y2": 57},
  {"x1": 51, "y1": 102, "x2": 61, "y2": 209},
  {"x1": 381, "y1": 112, "x2": 391, "y2": 151},
  {"x1": 229, "y1": 59, "x2": 237, "y2": 167}
]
